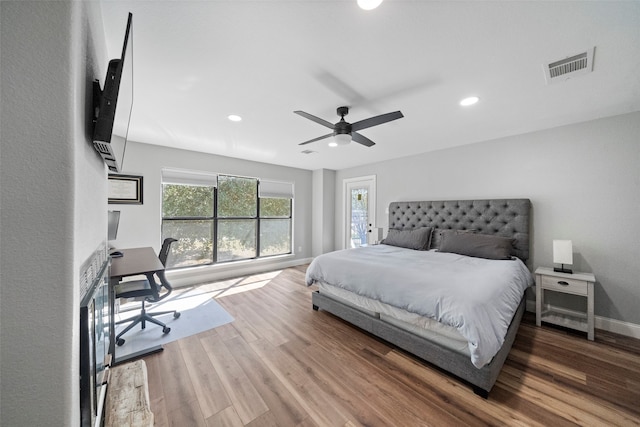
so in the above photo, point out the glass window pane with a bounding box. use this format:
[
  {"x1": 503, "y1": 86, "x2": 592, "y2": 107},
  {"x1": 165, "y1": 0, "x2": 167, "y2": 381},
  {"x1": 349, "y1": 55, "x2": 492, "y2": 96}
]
[
  {"x1": 162, "y1": 219, "x2": 213, "y2": 267},
  {"x1": 217, "y1": 219, "x2": 256, "y2": 262},
  {"x1": 350, "y1": 188, "x2": 368, "y2": 248},
  {"x1": 259, "y1": 219, "x2": 291, "y2": 256},
  {"x1": 218, "y1": 175, "x2": 257, "y2": 217},
  {"x1": 162, "y1": 184, "x2": 214, "y2": 218},
  {"x1": 260, "y1": 198, "x2": 291, "y2": 217}
]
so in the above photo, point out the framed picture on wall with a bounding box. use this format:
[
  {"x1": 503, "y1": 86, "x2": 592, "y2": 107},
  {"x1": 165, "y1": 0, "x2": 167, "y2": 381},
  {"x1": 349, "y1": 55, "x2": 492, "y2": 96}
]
[{"x1": 108, "y1": 174, "x2": 143, "y2": 204}]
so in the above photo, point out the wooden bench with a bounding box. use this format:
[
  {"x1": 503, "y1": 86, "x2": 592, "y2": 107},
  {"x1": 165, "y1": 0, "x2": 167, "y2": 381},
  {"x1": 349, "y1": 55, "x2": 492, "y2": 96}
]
[{"x1": 105, "y1": 359, "x2": 154, "y2": 427}]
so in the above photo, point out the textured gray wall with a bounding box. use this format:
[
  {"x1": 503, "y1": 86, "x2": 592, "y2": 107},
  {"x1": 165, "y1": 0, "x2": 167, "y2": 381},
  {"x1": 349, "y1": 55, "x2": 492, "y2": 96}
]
[
  {"x1": 335, "y1": 112, "x2": 640, "y2": 326},
  {"x1": 1, "y1": 2, "x2": 109, "y2": 425}
]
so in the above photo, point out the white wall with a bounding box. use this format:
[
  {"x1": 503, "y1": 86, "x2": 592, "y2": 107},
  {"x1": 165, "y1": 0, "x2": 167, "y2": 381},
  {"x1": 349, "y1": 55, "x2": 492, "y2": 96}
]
[
  {"x1": 1, "y1": 2, "x2": 109, "y2": 425},
  {"x1": 110, "y1": 141, "x2": 313, "y2": 284},
  {"x1": 312, "y1": 169, "x2": 335, "y2": 256},
  {"x1": 334, "y1": 112, "x2": 640, "y2": 326}
]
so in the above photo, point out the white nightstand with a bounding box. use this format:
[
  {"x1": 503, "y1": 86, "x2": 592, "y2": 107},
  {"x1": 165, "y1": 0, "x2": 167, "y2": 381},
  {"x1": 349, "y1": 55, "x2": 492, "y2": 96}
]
[{"x1": 535, "y1": 266, "x2": 595, "y2": 340}]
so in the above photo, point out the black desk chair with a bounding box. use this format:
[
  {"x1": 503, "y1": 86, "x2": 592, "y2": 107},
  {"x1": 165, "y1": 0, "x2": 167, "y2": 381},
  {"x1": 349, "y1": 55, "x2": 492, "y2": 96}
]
[{"x1": 114, "y1": 238, "x2": 181, "y2": 346}]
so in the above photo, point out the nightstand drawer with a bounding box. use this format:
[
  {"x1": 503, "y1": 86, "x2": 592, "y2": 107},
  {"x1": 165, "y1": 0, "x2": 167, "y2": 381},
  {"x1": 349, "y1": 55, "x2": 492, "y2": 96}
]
[{"x1": 541, "y1": 275, "x2": 588, "y2": 295}]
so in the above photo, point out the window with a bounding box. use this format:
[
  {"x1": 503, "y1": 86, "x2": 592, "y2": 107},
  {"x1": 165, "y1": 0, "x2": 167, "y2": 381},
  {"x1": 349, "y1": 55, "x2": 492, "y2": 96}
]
[
  {"x1": 259, "y1": 197, "x2": 292, "y2": 257},
  {"x1": 217, "y1": 175, "x2": 257, "y2": 262},
  {"x1": 162, "y1": 184, "x2": 215, "y2": 268},
  {"x1": 258, "y1": 179, "x2": 293, "y2": 257},
  {"x1": 161, "y1": 169, "x2": 293, "y2": 268}
]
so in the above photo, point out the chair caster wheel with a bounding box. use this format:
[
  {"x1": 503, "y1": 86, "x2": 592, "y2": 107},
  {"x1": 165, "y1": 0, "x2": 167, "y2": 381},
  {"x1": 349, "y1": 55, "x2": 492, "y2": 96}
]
[
  {"x1": 117, "y1": 338, "x2": 125, "y2": 346},
  {"x1": 174, "y1": 312, "x2": 181, "y2": 319},
  {"x1": 163, "y1": 327, "x2": 171, "y2": 334}
]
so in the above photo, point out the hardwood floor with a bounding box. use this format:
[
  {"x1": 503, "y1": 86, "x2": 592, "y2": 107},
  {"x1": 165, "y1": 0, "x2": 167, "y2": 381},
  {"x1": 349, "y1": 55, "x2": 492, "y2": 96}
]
[{"x1": 143, "y1": 265, "x2": 640, "y2": 426}]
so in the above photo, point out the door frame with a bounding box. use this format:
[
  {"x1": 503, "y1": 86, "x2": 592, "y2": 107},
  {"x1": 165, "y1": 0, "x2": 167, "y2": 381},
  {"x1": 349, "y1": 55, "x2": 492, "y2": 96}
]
[{"x1": 343, "y1": 175, "x2": 376, "y2": 249}]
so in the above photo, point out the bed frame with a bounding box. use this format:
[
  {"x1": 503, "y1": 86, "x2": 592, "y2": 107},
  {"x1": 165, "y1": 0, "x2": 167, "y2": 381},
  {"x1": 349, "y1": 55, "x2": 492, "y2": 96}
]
[{"x1": 311, "y1": 198, "x2": 532, "y2": 398}]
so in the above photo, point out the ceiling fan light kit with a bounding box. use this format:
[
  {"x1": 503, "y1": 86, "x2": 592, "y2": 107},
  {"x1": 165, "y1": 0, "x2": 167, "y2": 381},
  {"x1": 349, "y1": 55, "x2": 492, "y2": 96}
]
[
  {"x1": 295, "y1": 106, "x2": 403, "y2": 148},
  {"x1": 333, "y1": 133, "x2": 352, "y2": 146}
]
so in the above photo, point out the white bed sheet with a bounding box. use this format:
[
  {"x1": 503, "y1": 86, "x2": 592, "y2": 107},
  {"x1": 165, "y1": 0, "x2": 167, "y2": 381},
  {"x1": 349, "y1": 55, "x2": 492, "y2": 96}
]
[
  {"x1": 306, "y1": 245, "x2": 534, "y2": 368},
  {"x1": 318, "y1": 282, "x2": 470, "y2": 355}
]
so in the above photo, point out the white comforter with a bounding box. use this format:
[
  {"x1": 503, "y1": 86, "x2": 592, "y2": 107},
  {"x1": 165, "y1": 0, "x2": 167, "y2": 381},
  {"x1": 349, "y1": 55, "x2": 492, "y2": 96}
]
[{"x1": 306, "y1": 244, "x2": 534, "y2": 368}]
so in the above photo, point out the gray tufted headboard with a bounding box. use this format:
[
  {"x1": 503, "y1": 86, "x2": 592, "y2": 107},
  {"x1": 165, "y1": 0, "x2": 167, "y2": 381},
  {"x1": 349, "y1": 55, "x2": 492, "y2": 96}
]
[{"x1": 388, "y1": 199, "x2": 531, "y2": 261}]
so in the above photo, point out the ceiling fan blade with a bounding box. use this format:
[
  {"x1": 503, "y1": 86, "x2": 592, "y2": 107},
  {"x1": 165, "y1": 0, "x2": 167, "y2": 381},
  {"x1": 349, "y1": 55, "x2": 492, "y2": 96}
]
[
  {"x1": 314, "y1": 70, "x2": 367, "y2": 106},
  {"x1": 351, "y1": 111, "x2": 404, "y2": 132},
  {"x1": 294, "y1": 111, "x2": 335, "y2": 129},
  {"x1": 314, "y1": 69, "x2": 438, "y2": 115},
  {"x1": 298, "y1": 133, "x2": 333, "y2": 146},
  {"x1": 351, "y1": 132, "x2": 375, "y2": 147}
]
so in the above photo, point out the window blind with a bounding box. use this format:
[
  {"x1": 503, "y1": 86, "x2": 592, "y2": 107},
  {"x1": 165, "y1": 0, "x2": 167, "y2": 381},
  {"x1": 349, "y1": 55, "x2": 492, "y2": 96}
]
[
  {"x1": 161, "y1": 168, "x2": 217, "y2": 187},
  {"x1": 258, "y1": 180, "x2": 294, "y2": 198}
]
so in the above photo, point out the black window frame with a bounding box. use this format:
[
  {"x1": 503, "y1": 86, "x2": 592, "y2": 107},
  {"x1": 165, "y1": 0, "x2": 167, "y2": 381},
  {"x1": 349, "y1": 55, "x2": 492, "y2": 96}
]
[{"x1": 161, "y1": 173, "x2": 293, "y2": 269}]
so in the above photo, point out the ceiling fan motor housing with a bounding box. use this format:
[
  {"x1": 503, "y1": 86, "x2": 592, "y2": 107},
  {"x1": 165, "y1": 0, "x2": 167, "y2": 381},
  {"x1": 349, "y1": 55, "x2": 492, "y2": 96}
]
[
  {"x1": 335, "y1": 106, "x2": 351, "y2": 135},
  {"x1": 334, "y1": 120, "x2": 352, "y2": 136}
]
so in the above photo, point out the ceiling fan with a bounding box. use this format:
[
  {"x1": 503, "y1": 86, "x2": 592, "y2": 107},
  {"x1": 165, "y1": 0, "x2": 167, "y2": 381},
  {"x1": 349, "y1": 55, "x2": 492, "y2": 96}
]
[{"x1": 294, "y1": 106, "x2": 404, "y2": 147}]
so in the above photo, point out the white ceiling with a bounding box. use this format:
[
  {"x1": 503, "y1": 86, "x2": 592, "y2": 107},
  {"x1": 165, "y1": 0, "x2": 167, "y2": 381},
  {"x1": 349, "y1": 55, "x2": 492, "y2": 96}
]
[{"x1": 98, "y1": 1, "x2": 640, "y2": 171}]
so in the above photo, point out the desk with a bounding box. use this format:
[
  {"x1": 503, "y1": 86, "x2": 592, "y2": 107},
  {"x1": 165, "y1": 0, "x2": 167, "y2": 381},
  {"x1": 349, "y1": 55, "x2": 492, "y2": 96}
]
[{"x1": 109, "y1": 247, "x2": 165, "y2": 364}]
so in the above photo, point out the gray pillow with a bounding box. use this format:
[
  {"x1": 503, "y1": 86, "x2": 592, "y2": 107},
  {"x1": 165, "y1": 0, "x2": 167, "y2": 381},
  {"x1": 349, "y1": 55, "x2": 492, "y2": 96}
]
[
  {"x1": 439, "y1": 230, "x2": 513, "y2": 260},
  {"x1": 432, "y1": 228, "x2": 476, "y2": 250},
  {"x1": 382, "y1": 227, "x2": 433, "y2": 250}
]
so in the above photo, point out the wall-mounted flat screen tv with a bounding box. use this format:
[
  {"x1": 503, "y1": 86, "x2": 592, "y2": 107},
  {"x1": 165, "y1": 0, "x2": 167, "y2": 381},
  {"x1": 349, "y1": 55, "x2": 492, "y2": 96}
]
[{"x1": 93, "y1": 12, "x2": 133, "y2": 173}]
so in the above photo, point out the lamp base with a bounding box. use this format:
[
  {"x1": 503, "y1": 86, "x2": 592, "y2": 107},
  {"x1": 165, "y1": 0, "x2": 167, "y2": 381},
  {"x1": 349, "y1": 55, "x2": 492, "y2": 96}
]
[{"x1": 554, "y1": 265, "x2": 573, "y2": 274}]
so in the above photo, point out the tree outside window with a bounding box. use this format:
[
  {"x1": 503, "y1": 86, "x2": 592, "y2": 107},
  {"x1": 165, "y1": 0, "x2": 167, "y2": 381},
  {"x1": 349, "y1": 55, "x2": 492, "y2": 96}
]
[
  {"x1": 162, "y1": 184, "x2": 214, "y2": 267},
  {"x1": 351, "y1": 189, "x2": 368, "y2": 247},
  {"x1": 260, "y1": 198, "x2": 292, "y2": 256},
  {"x1": 161, "y1": 174, "x2": 292, "y2": 268}
]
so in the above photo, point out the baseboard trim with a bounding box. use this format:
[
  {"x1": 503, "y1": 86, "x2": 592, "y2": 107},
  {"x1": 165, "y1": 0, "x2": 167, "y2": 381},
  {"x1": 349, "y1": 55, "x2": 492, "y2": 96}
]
[
  {"x1": 525, "y1": 300, "x2": 640, "y2": 340},
  {"x1": 595, "y1": 315, "x2": 640, "y2": 339}
]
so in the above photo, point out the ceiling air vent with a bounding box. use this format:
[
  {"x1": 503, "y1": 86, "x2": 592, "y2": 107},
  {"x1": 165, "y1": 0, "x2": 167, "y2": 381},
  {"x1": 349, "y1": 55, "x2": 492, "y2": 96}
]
[{"x1": 543, "y1": 47, "x2": 594, "y2": 84}]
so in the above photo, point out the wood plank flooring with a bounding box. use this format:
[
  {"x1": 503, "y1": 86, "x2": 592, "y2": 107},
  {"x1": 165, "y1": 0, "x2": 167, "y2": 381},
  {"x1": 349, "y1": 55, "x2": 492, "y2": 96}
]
[{"x1": 143, "y1": 265, "x2": 640, "y2": 426}]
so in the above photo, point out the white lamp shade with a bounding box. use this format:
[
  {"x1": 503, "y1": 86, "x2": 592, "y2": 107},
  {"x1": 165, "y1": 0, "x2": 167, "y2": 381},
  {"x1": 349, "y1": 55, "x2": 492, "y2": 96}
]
[
  {"x1": 553, "y1": 240, "x2": 573, "y2": 265},
  {"x1": 368, "y1": 227, "x2": 384, "y2": 244},
  {"x1": 333, "y1": 133, "x2": 351, "y2": 146}
]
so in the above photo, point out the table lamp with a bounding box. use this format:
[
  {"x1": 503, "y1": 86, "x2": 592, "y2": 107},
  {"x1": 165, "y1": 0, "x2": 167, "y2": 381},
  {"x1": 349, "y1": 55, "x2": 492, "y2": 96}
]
[
  {"x1": 553, "y1": 240, "x2": 573, "y2": 274},
  {"x1": 369, "y1": 227, "x2": 384, "y2": 245}
]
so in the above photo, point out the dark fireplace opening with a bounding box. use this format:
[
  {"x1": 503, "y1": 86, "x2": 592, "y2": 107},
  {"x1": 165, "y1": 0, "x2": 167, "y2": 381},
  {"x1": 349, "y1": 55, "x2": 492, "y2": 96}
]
[{"x1": 80, "y1": 250, "x2": 111, "y2": 427}]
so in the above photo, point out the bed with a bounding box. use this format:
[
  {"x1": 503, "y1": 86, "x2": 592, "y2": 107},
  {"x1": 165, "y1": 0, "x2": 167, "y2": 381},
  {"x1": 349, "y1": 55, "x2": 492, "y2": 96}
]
[{"x1": 306, "y1": 199, "x2": 533, "y2": 398}]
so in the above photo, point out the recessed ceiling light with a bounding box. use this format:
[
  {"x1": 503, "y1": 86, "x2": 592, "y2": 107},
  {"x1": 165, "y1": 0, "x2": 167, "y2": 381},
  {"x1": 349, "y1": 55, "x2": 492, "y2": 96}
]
[
  {"x1": 358, "y1": 0, "x2": 383, "y2": 10},
  {"x1": 328, "y1": 141, "x2": 338, "y2": 147},
  {"x1": 460, "y1": 96, "x2": 480, "y2": 106},
  {"x1": 228, "y1": 114, "x2": 242, "y2": 122}
]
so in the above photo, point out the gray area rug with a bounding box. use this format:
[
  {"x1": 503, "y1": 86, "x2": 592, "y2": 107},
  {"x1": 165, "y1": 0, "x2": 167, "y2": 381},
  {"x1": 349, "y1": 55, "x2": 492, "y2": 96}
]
[{"x1": 114, "y1": 288, "x2": 234, "y2": 361}]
